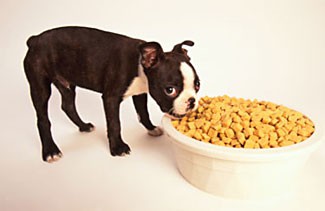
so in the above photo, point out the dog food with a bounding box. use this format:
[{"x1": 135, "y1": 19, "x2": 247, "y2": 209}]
[{"x1": 172, "y1": 95, "x2": 315, "y2": 148}]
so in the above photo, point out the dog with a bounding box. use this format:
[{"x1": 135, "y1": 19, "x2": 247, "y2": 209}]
[{"x1": 24, "y1": 26, "x2": 200, "y2": 162}]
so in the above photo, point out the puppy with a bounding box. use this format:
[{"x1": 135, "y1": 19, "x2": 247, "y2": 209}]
[{"x1": 23, "y1": 26, "x2": 200, "y2": 162}]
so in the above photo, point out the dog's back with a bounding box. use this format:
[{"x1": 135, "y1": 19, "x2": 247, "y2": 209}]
[{"x1": 24, "y1": 26, "x2": 144, "y2": 92}]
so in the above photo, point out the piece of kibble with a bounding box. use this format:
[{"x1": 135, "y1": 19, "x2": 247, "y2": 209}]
[
  {"x1": 244, "y1": 139, "x2": 255, "y2": 149},
  {"x1": 172, "y1": 95, "x2": 315, "y2": 149}
]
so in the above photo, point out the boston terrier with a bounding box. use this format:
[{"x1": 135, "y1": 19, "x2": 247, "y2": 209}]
[{"x1": 23, "y1": 26, "x2": 200, "y2": 162}]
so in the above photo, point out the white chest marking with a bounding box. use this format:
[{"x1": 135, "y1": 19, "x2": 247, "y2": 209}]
[{"x1": 123, "y1": 64, "x2": 148, "y2": 99}]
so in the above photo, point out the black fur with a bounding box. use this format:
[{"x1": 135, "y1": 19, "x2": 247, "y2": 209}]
[{"x1": 24, "y1": 26, "x2": 198, "y2": 162}]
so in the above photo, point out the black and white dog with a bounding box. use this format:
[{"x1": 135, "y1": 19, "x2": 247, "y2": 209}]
[{"x1": 24, "y1": 27, "x2": 200, "y2": 162}]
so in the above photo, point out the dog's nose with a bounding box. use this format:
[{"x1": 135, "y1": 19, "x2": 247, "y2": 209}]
[
  {"x1": 188, "y1": 97, "x2": 196, "y2": 109},
  {"x1": 188, "y1": 97, "x2": 195, "y2": 104}
]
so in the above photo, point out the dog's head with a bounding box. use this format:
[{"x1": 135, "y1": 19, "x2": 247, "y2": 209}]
[{"x1": 139, "y1": 40, "x2": 200, "y2": 119}]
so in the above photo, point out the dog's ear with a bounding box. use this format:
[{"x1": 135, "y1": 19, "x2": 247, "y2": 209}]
[
  {"x1": 139, "y1": 42, "x2": 164, "y2": 69},
  {"x1": 172, "y1": 40, "x2": 194, "y2": 60}
]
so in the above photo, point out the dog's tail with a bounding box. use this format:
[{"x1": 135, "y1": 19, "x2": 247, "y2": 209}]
[{"x1": 26, "y1": 35, "x2": 37, "y2": 48}]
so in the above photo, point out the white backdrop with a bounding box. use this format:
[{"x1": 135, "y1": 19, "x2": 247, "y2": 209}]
[{"x1": 1, "y1": 0, "x2": 325, "y2": 210}]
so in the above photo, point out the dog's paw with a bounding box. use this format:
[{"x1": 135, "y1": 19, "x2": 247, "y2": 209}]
[
  {"x1": 110, "y1": 142, "x2": 131, "y2": 156},
  {"x1": 79, "y1": 123, "x2": 95, "y2": 132},
  {"x1": 45, "y1": 153, "x2": 63, "y2": 163},
  {"x1": 148, "y1": 127, "x2": 163, "y2": 137},
  {"x1": 42, "y1": 144, "x2": 63, "y2": 163}
]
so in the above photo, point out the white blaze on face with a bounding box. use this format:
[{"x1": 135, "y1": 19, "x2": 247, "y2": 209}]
[{"x1": 173, "y1": 62, "x2": 198, "y2": 115}]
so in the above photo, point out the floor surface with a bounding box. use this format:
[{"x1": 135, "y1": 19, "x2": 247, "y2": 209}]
[{"x1": 1, "y1": 0, "x2": 325, "y2": 210}]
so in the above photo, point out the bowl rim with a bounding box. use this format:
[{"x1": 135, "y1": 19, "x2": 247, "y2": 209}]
[{"x1": 162, "y1": 113, "x2": 324, "y2": 162}]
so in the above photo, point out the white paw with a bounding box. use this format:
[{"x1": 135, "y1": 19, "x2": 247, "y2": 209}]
[
  {"x1": 148, "y1": 127, "x2": 163, "y2": 137},
  {"x1": 46, "y1": 153, "x2": 63, "y2": 163}
]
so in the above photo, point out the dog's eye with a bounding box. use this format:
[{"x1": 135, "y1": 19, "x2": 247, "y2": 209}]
[
  {"x1": 164, "y1": 87, "x2": 178, "y2": 97},
  {"x1": 195, "y1": 80, "x2": 200, "y2": 92}
]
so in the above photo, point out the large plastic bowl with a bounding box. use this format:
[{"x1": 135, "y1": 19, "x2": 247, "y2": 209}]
[{"x1": 162, "y1": 114, "x2": 324, "y2": 199}]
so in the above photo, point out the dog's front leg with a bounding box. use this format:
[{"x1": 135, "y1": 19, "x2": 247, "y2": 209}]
[
  {"x1": 132, "y1": 94, "x2": 163, "y2": 136},
  {"x1": 102, "y1": 95, "x2": 130, "y2": 156}
]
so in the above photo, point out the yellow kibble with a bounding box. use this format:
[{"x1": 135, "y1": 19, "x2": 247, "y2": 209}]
[
  {"x1": 244, "y1": 127, "x2": 254, "y2": 138},
  {"x1": 202, "y1": 133, "x2": 211, "y2": 142},
  {"x1": 219, "y1": 127, "x2": 227, "y2": 134},
  {"x1": 177, "y1": 125, "x2": 187, "y2": 133},
  {"x1": 250, "y1": 121, "x2": 260, "y2": 128},
  {"x1": 208, "y1": 128, "x2": 218, "y2": 138},
  {"x1": 232, "y1": 114, "x2": 241, "y2": 123},
  {"x1": 258, "y1": 138, "x2": 269, "y2": 148},
  {"x1": 231, "y1": 123, "x2": 243, "y2": 132},
  {"x1": 250, "y1": 135, "x2": 259, "y2": 142},
  {"x1": 221, "y1": 117, "x2": 232, "y2": 128},
  {"x1": 222, "y1": 137, "x2": 232, "y2": 144},
  {"x1": 193, "y1": 131, "x2": 202, "y2": 140},
  {"x1": 185, "y1": 130, "x2": 196, "y2": 137},
  {"x1": 197, "y1": 106, "x2": 204, "y2": 113},
  {"x1": 279, "y1": 140, "x2": 295, "y2": 147},
  {"x1": 276, "y1": 128, "x2": 286, "y2": 137},
  {"x1": 270, "y1": 118, "x2": 279, "y2": 126},
  {"x1": 284, "y1": 122, "x2": 295, "y2": 131},
  {"x1": 211, "y1": 113, "x2": 221, "y2": 121},
  {"x1": 231, "y1": 139, "x2": 239, "y2": 146},
  {"x1": 244, "y1": 139, "x2": 255, "y2": 149},
  {"x1": 204, "y1": 112, "x2": 212, "y2": 121},
  {"x1": 180, "y1": 116, "x2": 188, "y2": 122},
  {"x1": 195, "y1": 119, "x2": 204, "y2": 129},
  {"x1": 306, "y1": 118, "x2": 314, "y2": 126},
  {"x1": 251, "y1": 115, "x2": 262, "y2": 123},
  {"x1": 242, "y1": 113, "x2": 251, "y2": 121},
  {"x1": 266, "y1": 102, "x2": 277, "y2": 110},
  {"x1": 298, "y1": 128, "x2": 309, "y2": 137},
  {"x1": 172, "y1": 96, "x2": 314, "y2": 149},
  {"x1": 305, "y1": 125, "x2": 315, "y2": 133},
  {"x1": 262, "y1": 116, "x2": 272, "y2": 124},
  {"x1": 236, "y1": 132, "x2": 246, "y2": 145},
  {"x1": 294, "y1": 136, "x2": 303, "y2": 143},
  {"x1": 254, "y1": 129, "x2": 265, "y2": 138},
  {"x1": 202, "y1": 122, "x2": 211, "y2": 133},
  {"x1": 225, "y1": 128, "x2": 235, "y2": 139},
  {"x1": 188, "y1": 117, "x2": 195, "y2": 122},
  {"x1": 241, "y1": 120, "x2": 250, "y2": 128},
  {"x1": 269, "y1": 132, "x2": 278, "y2": 141},
  {"x1": 288, "y1": 114, "x2": 298, "y2": 122},
  {"x1": 188, "y1": 122, "x2": 196, "y2": 130},
  {"x1": 211, "y1": 137, "x2": 220, "y2": 144},
  {"x1": 288, "y1": 131, "x2": 298, "y2": 141},
  {"x1": 254, "y1": 142, "x2": 260, "y2": 149},
  {"x1": 214, "y1": 140, "x2": 226, "y2": 146},
  {"x1": 172, "y1": 121, "x2": 179, "y2": 127}
]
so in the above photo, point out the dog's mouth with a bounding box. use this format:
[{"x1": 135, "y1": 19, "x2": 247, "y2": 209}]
[{"x1": 165, "y1": 111, "x2": 187, "y2": 120}]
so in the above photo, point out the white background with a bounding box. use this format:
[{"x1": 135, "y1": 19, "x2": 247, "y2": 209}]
[{"x1": 1, "y1": 0, "x2": 325, "y2": 210}]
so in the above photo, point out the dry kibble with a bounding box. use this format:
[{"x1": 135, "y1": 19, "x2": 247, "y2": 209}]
[
  {"x1": 279, "y1": 140, "x2": 295, "y2": 147},
  {"x1": 244, "y1": 139, "x2": 255, "y2": 149},
  {"x1": 208, "y1": 128, "x2": 218, "y2": 138},
  {"x1": 193, "y1": 131, "x2": 202, "y2": 140},
  {"x1": 225, "y1": 128, "x2": 235, "y2": 139},
  {"x1": 236, "y1": 132, "x2": 246, "y2": 145},
  {"x1": 258, "y1": 138, "x2": 269, "y2": 148},
  {"x1": 172, "y1": 96, "x2": 315, "y2": 149},
  {"x1": 188, "y1": 122, "x2": 196, "y2": 130}
]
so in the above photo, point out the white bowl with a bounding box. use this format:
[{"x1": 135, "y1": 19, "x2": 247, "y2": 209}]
[{"x1": 162, "y1": 114, "x2": 324, "y2": 199}]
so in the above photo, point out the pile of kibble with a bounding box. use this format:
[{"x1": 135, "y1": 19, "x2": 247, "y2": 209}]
[{"x1": 172, "y1": 95, "x2": 315, "y2": 149}]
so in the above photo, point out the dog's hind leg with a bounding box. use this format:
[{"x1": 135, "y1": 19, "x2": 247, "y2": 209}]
[
  {"x1": 54, "y1": 82, "x2": 94, "y2": 132},
  {"x1": 27, "y1": 76, "x2": 63, "y2": 162}
]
